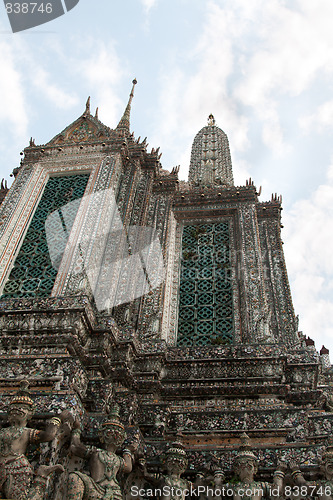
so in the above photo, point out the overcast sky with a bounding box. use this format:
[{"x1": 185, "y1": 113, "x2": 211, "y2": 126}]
[{"x1": 1, "y1": 0, "x2": 333, "y2": 355}]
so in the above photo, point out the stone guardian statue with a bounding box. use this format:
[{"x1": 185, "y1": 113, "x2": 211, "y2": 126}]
[
  {"x1": 0, "y1": 380, "x2": 71, "y2": 500},
  {"x1": 67, "y1": 403, "x2": 139, "y2": 500}
]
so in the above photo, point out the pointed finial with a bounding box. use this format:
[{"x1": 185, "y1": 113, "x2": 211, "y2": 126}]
[
  {"x1": 85, "y1": 97, "x2": 91, "y2": 115},
  {"x1": 10, "y1": 380, "x2": 35, "y2": 410},
  {"x1": 165, "y1": 431, "x2": 188, "y2": 467},
  {"x1": 235, "y1": 433, "x2": 257, "y2": 463},
  {"x1": 208, "y1": 114, "x2": 215, "y2": 126},
  {"x1": 240, "y1": 432, "x2": 251, "y2": 448},
  {"x1": 99, "y1": 402, "x2": 126, "y2": 447},
  {"x1": 95, "y1": 107, "x2": 99, "y2": 120},
  {"x1": 116, "y1": 79, "x2": 137, "y2": 136}
]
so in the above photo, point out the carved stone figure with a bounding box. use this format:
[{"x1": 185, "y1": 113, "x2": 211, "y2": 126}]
[
  {"x1": 141, "y1": 436, "x2": 192, "y2": 500},
  {"x1": 291, "y1": 441, "x2": 333, "y2": 499},
  {"x1": 210, "y1": 470, "x2": 225, "y2": 499},
  {"x1": 228, "y1": 433, "x2": 286, "y2": 500},
  {"x1": 67, "y1": 403, "x2": 139, "y2": 500},
  {"x1": 195, "y1": 468, "x2": 225, "y2": 500},
  {"x1": 0, "y1": 380, "x2": 71, "y2": 500}
]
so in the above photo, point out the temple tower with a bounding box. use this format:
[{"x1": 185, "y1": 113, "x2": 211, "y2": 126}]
[
  {"x1": 0, "y1": 84, "x2": 332, "y2": 495},
  {"x1": 162, "y1": 115, "x2": 297, "y2": 348},
  {"x1": 189, "y1": 114, "x2": 234, "y2": 187}
]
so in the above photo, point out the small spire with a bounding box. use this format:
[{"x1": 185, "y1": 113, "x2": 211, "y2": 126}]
[
  {"x1": 95, "y1": 107, "x2": 99, "y2": 120},
  {"x1": 116, "y1": 79, "x2": 137, "y2": 136},
  {"x1": 208, "y1": 114, "x2": 215, "y2": 126},
  {"x1": 85, "y1": 97, "x2": 91, "y2": 115}
]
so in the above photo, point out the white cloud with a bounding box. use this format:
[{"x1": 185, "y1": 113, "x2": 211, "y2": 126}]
[
  {"x1": 22, "y1": 36, "x2": 125, "y2": 127},
  {"x1": 239, "y1": 0, "x2": 333, "y2": 93},
  {"x1": 284, "y1": 159, "x2": 333, "y2": 352},
  {"x1": 30, "y1": 67, "x2": 78, "y2": 109},
  {"x1": 141, "y1": 0, "x2": 157, "y2": 14},
  {"x1": 0, "y1": 40, "x2": 28, "y2": 139},
  {"x1": 74, "y1": 40, "x2": 126, "y2": 127},
  {"x1": 232, "y1": 0, "x2": 333, "y2": 152},
  {"x1": 300, "y1": 100, "x2": 333, "y2": 133},
  {"x1": 233, "y1": 158, "x2": 252, "y2": 187}
]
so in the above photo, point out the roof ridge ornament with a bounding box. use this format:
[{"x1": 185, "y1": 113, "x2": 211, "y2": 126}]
[{"x1": 85, "y1": 96, "x2": 91, "y2": 115}]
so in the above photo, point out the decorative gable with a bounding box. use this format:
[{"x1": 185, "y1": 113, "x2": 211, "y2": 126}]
[{"x1": 49, "y1": 115, "x2": 111, "y2": 145}]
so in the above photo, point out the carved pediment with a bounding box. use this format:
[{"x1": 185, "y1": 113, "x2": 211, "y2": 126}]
[
  {"x1": 67, "y1": 119, "x2": 99, "y2": 143},
  {"x1": 48, "y1": 115, "x2": 111, "y2": 146}
]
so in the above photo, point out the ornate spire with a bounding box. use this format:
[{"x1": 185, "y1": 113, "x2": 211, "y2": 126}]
[
  {"x1": 116, "y1": 79, "x2": 137, "y2": 136},
  {"x1": 188, "y1": 115, "x2": 234, "y2": 188}
]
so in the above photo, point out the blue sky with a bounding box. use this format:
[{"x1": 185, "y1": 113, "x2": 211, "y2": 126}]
[{"x1": 1, "y1": 0, "x2": 333, "y2": 354}]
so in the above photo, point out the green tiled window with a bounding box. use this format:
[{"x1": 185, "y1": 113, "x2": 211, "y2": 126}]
[
  {"x1": 177, "y1": 222, "x2": 234, "y2": 346},
  {"x1": 2, "y1": 174, "x2": 89, "y2": 299}
]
